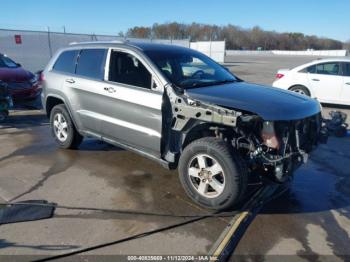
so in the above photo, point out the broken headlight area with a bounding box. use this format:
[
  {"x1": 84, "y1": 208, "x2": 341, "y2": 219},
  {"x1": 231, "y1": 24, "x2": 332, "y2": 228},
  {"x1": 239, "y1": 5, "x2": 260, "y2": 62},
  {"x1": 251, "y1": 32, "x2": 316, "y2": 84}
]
[{"x1": 234, "y1": 113, "x2": 325, "y2": 182}]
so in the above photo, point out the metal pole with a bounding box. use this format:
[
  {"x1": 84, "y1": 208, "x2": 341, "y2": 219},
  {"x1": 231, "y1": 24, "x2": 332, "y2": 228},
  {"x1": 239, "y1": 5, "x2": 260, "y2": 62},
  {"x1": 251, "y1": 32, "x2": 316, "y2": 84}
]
[
  {"x1": 209, "y1": 38, "x2": 212, "y2": 58},
  {"x1": 47, "y1": 26, "x2": 53, "y2": 58}
]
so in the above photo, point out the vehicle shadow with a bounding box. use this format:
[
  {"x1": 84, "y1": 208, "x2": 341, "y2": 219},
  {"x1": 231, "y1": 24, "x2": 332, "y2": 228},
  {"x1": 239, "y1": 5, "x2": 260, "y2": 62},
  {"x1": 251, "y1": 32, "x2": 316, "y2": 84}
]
[
  {"x1": 235, "y1": 138, "x2": 350, "y2": 257},
  {"x1": 0, "y1": 111, "x2": 49, "y2": 129},
  {"x1": 261, "y1": 143, "x2": 350, "y2": 216}
]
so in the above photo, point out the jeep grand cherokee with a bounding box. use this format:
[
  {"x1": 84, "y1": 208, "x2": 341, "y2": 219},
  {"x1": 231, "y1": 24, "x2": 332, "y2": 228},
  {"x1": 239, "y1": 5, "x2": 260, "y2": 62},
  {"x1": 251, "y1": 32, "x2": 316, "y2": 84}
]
[{"x1": 41, "y1": 41, "x2": 327, "y2": 210}]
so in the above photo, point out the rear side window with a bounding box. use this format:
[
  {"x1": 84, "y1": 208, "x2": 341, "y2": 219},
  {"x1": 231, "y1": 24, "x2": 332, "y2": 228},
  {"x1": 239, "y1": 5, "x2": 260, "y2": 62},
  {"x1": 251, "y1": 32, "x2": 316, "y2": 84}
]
[
  {"x1": 53, "y1": 50, "x2": 79, "y2": 74},
  {"x1": 76, "y1": 49, "x2": 107, "y2": 80},
  {"x1": 315, "y1": 62, "x2": 340, "y2": 76},
  {"x1": 302, "y1": 63, "x2": 341, "y2": 75}
]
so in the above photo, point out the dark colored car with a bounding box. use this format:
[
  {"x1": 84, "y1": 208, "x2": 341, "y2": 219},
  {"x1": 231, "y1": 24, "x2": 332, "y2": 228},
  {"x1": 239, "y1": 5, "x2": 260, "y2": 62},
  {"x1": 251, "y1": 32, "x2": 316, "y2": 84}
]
[
  {"x1": 0, "y1": 81, "x2": 13, "y2": 122},
  {"x1": 0, "y1": 53, "x2": 41, "y2": 101}
]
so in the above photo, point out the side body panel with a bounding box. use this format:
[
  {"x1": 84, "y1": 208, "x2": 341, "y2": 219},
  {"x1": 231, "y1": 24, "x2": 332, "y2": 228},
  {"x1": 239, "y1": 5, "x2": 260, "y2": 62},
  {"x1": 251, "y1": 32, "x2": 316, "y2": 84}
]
[
  {"x1": 341, "y1": 75, "x2": 350, "y2": 105},
  {"x1": 307, "y1": 73, "x2": 343, "y2": 103}
]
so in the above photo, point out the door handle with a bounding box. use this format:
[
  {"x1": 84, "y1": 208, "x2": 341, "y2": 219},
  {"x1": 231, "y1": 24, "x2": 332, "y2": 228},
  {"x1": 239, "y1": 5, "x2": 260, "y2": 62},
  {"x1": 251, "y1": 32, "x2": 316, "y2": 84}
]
[
  {"x1": 65, "y1": 78, "x2": 75, "y2": 84},
  {"x1": 312, "y1": 79, "x2": 320, "y2": 81},
  {"x1": 104, "y1": 87, "x2": 116, "y2": 93}
]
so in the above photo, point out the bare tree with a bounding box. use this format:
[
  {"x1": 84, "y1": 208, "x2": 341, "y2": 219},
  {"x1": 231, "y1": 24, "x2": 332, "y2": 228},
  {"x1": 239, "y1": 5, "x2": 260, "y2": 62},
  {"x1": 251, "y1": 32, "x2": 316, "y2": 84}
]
[
  {"x1": 343, "y1": 40, "x2": 350, "y2": 50},
  {"x1": 125, "y1": 22, "x2": 344, "y2": 50}
]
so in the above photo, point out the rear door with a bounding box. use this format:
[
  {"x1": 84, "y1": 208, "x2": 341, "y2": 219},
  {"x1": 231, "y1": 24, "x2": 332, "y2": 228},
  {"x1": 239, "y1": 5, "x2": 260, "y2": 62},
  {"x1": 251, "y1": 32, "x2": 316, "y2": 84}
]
[
  {"x1": 49, "y1": 49, "x2": 80, "y2": 118},
  {"x1": 100, "y1": 49, "x2": 163, "y2": 157},
  {"x1": 71, "y1": 48, "x2": 108, "y2": 135},
  {"x1": 340, "y1": 62, "x2": 350, "y2": 105},
  {"x1": 307, "y1": 62, "x2": 343, "y2": 103}
]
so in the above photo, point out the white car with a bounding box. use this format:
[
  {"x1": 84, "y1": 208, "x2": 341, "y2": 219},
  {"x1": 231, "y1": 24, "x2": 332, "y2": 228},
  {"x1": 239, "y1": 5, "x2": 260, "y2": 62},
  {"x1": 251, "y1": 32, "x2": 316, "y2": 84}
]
[{"x1": 272, "y1": 58, "x2": 350, "y2": 105}]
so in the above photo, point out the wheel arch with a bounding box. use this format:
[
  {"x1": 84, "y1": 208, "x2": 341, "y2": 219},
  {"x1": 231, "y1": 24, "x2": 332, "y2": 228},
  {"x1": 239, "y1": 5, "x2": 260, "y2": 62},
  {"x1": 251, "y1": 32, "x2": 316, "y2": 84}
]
[
  {"x1": 181, "y1": 122, "x2": 234, "y2": 150},
  {"x1": 45, "y1": 95, "x2": 65, "y2": 117},
  {"x1": 45, "y1": 95, "x2": 81, "y2": 133},
  {"x1": 288, "y1": 84, "x2": 312, "y2": 97}
]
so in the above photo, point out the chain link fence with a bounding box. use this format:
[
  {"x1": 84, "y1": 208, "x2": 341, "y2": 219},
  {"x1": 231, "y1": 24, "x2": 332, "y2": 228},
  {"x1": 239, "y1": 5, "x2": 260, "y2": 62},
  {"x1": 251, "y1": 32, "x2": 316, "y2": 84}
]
[{"x1": 0, "y1": 29, "x2": 190, "y2": 72}]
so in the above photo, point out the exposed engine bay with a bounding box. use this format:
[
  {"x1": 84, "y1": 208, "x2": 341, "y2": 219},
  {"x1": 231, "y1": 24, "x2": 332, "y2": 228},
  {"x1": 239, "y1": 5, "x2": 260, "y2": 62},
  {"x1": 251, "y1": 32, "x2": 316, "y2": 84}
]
[{"x1": 163, "y1": 85, "x2": 328, "y2": 182}]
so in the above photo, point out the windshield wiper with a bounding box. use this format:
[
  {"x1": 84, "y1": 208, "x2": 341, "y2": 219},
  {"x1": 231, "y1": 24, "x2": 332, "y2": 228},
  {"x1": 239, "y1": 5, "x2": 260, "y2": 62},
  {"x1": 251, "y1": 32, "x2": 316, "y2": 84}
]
[
  {"x1": 185, "y1": 79, "x2": 236, "y2": 89},
  {"x1": 211, "y1": 79, "x2": 237, "y2": 85}
]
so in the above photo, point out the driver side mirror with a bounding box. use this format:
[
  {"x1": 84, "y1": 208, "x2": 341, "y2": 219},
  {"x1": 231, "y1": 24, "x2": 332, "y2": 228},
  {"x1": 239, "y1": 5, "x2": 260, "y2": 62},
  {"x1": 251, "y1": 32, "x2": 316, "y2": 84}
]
[{"x1": 16, "y1": 63, "x2": 22, "y2": 67}]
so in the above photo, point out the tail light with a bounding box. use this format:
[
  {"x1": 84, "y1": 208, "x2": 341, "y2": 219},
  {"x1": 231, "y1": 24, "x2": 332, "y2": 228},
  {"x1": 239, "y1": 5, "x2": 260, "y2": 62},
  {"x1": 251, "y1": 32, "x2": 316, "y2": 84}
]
[
  {"x1": 39, "y1": 72, "x2": 45, "y2": 82},
  {"x1": 276, "y1": 73, "x2": 284, "y2": 79},
  {"x1": 261, "y1": 121, "x2": 280, "y2": 149}
]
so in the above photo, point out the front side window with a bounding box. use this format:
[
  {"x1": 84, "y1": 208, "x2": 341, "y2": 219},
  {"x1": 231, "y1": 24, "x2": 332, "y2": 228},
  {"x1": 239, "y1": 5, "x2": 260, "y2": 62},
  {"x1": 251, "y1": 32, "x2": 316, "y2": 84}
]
[
  {"x1": 145, "y1": 49, "x2": 237, "y2": 89},
  {"x1": 53, "y1": 50, "x2": 79, "y2": 74},
  {"x1": 108, "y1": 51, "x2": 152, "y2": 89},
  {"x1": 0, "y1": 55, "x2": 19, "y2": 68},
  {"x1": 343, "y1": 63, "x2": 350, "y2": 77},
  {"x1": 76, "y1": 49, "x2": 107, "y2": 80},
  {"x1": 315, "y1": 62, "x2": 341, "y2": 76}
]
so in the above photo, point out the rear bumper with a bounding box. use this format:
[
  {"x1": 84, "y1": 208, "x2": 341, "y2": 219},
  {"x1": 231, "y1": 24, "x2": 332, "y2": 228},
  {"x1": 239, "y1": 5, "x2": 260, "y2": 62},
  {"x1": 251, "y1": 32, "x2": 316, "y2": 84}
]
[
  {"x1": 272, "y1": 79, "x2": 289, "y2": 90},
  {"x1": 0, "y1": 96, "x2": 12, "y2": 110},
  {"x1": 11, "y1": 86, "x2": 42, "y2": 101}
]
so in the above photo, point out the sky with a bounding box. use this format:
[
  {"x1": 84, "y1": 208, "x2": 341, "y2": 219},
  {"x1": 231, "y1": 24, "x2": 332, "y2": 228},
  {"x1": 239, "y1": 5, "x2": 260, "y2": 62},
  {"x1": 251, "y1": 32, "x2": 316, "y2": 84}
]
[{"x1": 0, "y1": 0, "x2": 349, "y2": 42}]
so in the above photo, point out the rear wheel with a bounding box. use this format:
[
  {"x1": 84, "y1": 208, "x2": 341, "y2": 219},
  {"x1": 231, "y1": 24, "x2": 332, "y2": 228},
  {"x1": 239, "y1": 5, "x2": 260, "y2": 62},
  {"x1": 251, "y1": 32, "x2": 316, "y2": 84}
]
[
  {"x1": 289, "y1": 85, "x2": 310, "y2": 96},
  {"x1": 50, "y1": 104, "x2": 83, "y2": 149},
  {"x1": 178, "y1": 137, "x2": 247, "y2": 210}
]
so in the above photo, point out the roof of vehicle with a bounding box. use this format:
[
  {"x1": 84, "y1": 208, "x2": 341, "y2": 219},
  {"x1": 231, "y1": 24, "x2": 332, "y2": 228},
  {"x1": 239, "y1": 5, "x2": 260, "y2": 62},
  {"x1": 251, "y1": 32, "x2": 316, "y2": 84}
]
[
  {"x1": 310, "y1": 57, "x2": 350, "y2": 63},
  {"x1": 68, "y1": 40, "x2": 190, "y2": 52},
  {"x1": 289, "y1": 57, "x2": 350, "y2": 72}
]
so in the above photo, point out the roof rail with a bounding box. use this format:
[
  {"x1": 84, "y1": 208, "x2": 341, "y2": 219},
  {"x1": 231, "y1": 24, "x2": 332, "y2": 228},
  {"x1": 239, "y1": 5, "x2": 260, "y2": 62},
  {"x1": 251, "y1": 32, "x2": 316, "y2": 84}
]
[{"x1": 69, "y1": 40, "x2": 126, "y2": 46}]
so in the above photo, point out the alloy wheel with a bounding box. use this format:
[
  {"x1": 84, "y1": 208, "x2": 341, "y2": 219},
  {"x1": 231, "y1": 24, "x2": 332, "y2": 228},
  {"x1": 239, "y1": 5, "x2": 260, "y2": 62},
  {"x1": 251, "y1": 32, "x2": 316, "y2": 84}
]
[
  {"x1": 187, "y1": 154, "x2": 226, "y2": 198},
  {"x1": 53, "y1": 113, "x2": 68, "y2": 142}
]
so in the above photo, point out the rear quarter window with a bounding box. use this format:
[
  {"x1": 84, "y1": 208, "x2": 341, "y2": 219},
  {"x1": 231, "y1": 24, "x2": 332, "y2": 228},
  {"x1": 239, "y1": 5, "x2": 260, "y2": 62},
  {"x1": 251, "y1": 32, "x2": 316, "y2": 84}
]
[
  {"x1": 52, "y1": 50, "x2": 79, "y2": 74},
  {"x1": 299, "y1": 65, "x2": 316, "y2": 73},
  {"x1": 76, "y1": 49, "x2": 107, "y2": 80}
]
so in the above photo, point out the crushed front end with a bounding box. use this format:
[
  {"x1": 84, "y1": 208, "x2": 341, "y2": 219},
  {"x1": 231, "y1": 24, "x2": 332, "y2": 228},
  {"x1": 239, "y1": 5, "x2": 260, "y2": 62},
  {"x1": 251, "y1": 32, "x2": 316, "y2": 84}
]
[
  {"x1": 164, "y1": 84, "x2": 328, "y2": 183},
  {"x1": 234, "y1": 113, "x2": 328, "y2": 182}
]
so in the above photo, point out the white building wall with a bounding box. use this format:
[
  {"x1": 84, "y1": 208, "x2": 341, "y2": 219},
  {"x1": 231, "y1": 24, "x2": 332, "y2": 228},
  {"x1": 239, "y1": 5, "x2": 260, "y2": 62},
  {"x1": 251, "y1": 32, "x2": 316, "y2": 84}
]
[{"x1": 190, "y1": 41, "x2": 226, "y2": 63}]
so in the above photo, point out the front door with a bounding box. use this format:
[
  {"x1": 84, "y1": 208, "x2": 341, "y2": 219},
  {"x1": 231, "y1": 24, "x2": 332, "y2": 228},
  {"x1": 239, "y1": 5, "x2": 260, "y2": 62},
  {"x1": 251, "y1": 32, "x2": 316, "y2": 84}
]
[
  {"x1": 100, "y1": 49, "x2": 163, "y2": 157},
  {"x1": 340, "y1": 62, "x2": 350, "y2": 105}
]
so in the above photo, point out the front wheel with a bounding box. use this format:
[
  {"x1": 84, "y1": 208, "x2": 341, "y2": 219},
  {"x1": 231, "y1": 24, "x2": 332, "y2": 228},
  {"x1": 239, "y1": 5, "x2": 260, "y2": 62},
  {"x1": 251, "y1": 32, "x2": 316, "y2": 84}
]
[{"x1": 178, "y1": 137, "x2": 247, "y2": 210}]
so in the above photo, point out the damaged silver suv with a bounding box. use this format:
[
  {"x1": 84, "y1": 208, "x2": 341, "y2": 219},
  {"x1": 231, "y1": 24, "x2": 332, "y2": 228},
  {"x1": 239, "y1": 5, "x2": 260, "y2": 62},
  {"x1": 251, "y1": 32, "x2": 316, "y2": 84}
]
[{"x1": 41, "y1": 41, "x2": 327, "y2": 210}]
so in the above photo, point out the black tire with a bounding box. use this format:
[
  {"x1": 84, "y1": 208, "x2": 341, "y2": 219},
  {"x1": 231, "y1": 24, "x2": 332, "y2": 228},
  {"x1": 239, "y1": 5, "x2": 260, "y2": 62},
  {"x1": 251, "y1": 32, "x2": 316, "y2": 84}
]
[
  {"x1": 50, "y1": 104, "x2": 83, "y2": 149},
  {"x1": 178, "y1": 137, "x2": 247, "y2": 210},
  {"x1": 289, "y1": 85, "x2": 310, "y2": 96},
  {"x1": 0, "y1": 110, "x2": 8, "y2": 122}
]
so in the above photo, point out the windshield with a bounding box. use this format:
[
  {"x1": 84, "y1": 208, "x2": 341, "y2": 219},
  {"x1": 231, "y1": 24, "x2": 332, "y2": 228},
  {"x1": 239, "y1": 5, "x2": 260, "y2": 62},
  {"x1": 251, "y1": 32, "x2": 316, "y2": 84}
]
[
  {"x1": 0, "y1": 55, "x2": 19, "y2": 68},
  {"x1": 145, "y1": 49, "x2": 237, "y2": 89}
]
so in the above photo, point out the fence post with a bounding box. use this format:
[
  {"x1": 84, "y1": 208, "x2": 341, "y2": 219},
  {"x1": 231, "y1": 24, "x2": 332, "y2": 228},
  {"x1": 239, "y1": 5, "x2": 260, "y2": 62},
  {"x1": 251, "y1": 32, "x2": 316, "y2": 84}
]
[
  {"x1": 47, "y1": 27, "x2": 53, "y2": 58},
  {"x1": 209, "y1": 39, "x2": 212, "y2": 58}
]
